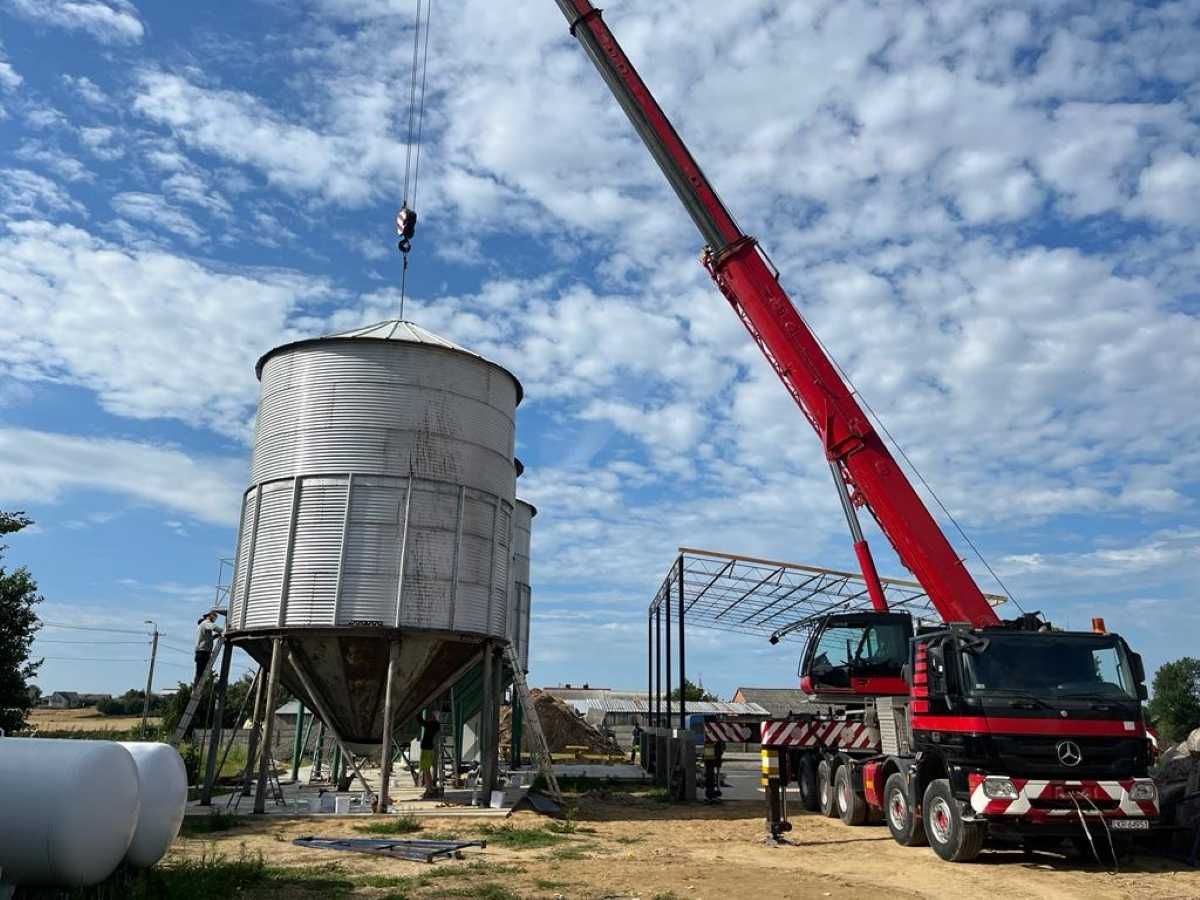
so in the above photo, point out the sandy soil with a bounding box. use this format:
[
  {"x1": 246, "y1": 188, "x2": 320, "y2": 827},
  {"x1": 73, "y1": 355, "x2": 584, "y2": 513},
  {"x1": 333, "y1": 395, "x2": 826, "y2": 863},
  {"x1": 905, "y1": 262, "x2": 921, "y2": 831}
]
[
  {"x1": 27, "y1": 707, "x2": 161, "y2": 732},
  {"x1": 171, "y1": 796, "x2": 1200, "y2": 899}
]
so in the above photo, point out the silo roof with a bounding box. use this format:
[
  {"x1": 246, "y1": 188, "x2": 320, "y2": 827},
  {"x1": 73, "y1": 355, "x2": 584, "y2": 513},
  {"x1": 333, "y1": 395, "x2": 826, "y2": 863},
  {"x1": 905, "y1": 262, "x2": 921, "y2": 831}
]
[{"x1": 256, "y1": 318, "x2": 523, "y2": 403}]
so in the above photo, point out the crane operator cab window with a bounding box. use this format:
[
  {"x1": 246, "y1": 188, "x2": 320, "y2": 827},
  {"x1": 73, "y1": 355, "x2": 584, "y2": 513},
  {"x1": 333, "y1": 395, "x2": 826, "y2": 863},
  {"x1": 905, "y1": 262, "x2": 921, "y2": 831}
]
[{"x1": 801, "y1": 612, "x2": 912, "y2": 693}]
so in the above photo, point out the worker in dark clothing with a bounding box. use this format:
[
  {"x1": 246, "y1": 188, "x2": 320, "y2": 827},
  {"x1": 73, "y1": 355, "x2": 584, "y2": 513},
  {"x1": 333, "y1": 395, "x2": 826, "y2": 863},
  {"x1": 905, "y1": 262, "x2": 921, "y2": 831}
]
[
  {"x1": 193, "y1": 610, "x2": 223, "y2": 684},
  {"x1": 630, "y1": 720, "x2": 642, "y2": 764},
  {"x1": 418, "y1": 711, "x2": 441, "y2": 796}
]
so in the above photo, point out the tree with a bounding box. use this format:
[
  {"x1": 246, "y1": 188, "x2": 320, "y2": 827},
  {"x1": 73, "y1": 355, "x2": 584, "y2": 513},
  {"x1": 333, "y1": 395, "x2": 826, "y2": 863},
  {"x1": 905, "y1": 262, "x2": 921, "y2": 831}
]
[
  {"x1": 669, "y1": 678, "x2": 720, "y2": 703},
  {"x1": 1148, "y1": 657, "x2": 1200, "y2": 744},
  {"x1": 0, "y1": 511, "x2": 43, "y2": 734}
]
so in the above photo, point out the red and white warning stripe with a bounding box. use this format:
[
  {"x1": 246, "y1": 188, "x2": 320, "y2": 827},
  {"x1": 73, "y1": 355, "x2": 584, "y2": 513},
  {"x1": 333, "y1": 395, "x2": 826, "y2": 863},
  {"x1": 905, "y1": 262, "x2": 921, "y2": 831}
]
[
  {"x1": 703, "y1": 721, "x2": 754, "y2": 743},
  {"x1": 967, "y1": 774, "x2": 1159, "y2": 821},
  {"x1": 759, "y1": 718, "x2": 880, "y2": 752}
]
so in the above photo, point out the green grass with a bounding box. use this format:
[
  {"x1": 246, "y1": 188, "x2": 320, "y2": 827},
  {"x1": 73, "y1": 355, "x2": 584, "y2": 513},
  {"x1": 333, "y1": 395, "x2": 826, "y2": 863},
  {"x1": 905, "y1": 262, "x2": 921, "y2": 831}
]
[
  {"x1": 428, "y1": 884, "x2": 519, "y2": 900},
  {"x1": 352, "y1": 863, "x2": 521, "y2": 897},
  {"x1": 15, "y1": 850, "x2": 353, "y2": 899},
  {"x1": 352, "y1": 813, "x2": 425, "y2": 835},
  {"x1": 477, "y1": 823, "x2": 565, "y2": 850},
  {"x1": 644, "y1": 787, "x2": 673, "y2": 803},
  {"x1": 533, "y1": 878, "x2": 570, "y2": 890},
  {"x1": 545, "y1": 844, "x2": 594, "y2": 861},
  {"x1": 178, "y1": 810, "x2": 239, "y2": 835}
]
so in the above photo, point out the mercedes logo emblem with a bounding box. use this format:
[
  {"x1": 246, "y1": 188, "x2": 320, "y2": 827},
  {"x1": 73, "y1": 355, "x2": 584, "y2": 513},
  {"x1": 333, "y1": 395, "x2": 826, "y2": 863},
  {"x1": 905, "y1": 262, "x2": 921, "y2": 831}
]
[{"x1": 1056, "y1": 740, "x2": 1083, "y2": 767}]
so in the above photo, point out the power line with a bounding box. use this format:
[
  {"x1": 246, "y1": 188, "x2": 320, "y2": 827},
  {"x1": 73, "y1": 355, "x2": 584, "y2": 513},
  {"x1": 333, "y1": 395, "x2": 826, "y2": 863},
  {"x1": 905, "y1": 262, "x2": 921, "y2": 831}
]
[
  {"x1": 38, "y1": 620, "x2": 147, "y2": 636},
  {"x1": 38, "y1": 656, "x2": 149, "y2": 663},
  {"x1": 36, "y1": 640, "x2": 149, "y2": 645}
]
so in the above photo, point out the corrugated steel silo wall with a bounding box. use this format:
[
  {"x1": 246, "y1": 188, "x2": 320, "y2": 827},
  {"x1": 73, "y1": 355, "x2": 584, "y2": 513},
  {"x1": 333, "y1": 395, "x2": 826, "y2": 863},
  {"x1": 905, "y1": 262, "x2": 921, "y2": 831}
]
[
  {"x1": 511, "y1": 500, "x2": 534, "y2": 671},
  {"x1": 229, "y1": 340, "x2": 518, "y2": 638}
]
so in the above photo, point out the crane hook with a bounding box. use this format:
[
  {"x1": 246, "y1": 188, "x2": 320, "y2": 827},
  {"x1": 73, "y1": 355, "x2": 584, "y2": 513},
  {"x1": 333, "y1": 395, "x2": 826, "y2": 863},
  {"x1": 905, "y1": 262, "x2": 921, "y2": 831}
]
[{"x1": 396, "y1": 205, "x2": 417, "y2": 255}]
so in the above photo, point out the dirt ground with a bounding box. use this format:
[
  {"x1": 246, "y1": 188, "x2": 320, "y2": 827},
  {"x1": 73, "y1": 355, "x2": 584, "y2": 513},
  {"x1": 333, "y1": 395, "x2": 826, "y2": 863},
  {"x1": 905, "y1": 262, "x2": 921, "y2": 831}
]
[
  {"x1": 27, "y1": 707, "x2": 160, "y2": 732},
  {"x1": 172, "y1": 797, "x2": 1200, "y2": 899}
]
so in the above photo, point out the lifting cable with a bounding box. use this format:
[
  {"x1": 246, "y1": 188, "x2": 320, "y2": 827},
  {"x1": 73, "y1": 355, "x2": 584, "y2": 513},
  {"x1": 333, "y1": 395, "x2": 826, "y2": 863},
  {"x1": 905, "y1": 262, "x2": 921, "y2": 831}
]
[{"x1": 396, "y1": 0, "x2": 434, "y2": 319}]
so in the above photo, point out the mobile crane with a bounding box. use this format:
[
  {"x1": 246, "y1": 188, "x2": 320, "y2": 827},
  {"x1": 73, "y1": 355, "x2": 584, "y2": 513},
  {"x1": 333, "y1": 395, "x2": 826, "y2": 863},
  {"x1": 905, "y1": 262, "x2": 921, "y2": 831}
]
[{"x1": 553, "y1": 1, "x2": 1158, "y2": 861}]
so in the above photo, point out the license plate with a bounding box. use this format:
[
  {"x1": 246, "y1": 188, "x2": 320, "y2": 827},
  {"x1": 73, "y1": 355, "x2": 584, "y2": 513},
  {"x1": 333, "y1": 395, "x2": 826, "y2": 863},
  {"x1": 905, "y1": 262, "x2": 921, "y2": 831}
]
[{"x1": 1110, "y1": 819, "x2": 1150, "y2": 831}]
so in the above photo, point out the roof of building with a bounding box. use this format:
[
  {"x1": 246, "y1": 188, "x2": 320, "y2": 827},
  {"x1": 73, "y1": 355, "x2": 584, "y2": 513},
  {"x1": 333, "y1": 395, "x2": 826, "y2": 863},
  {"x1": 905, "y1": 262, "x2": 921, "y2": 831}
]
[
  {"x1": 540, "y1": 687, "x2": 643, "y2": 701},
  {"x1": 255, "y1": 318, "x2": 524, "y2": 402},
  {"x1": 274, "y1": 699, "x2": 304, "y2": 716},
  {"x1": 732, "y1": 687, "x2": 818, "y2": 717},
  {"x1": 565, "y1": 698, "x2": 769, "y2": 717}
]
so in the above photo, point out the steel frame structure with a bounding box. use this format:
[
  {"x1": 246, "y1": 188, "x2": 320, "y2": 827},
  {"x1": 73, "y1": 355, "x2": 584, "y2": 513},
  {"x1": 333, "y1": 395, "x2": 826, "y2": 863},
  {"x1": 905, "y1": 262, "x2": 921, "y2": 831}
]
[{"x1": 645, "y1": 548, "x2": 1005, "y2": 729}]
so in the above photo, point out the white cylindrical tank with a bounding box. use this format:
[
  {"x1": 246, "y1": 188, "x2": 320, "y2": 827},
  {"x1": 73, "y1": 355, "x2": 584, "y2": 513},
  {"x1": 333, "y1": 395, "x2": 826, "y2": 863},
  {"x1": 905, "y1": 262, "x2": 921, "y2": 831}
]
[
  {"x1": 118, "y1": 742, "x2": 187, "y2": 868},
  {"x1": 227, "y1": 319, "x2": 522, "y2": 637},
  {"x1": 0, "y1": 738, "x2": 139, "y2": 887}
]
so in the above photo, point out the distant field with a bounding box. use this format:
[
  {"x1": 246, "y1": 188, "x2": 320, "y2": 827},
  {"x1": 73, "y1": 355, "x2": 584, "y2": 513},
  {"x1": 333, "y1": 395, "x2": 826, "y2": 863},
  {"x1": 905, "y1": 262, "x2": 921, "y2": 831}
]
[{"x1": 28, "y1": 707, "x2": 162, "y2": 732}]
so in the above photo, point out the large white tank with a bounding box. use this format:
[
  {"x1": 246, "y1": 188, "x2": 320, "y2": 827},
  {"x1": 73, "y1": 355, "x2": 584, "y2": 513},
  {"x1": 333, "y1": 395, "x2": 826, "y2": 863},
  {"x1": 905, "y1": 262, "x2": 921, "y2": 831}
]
[
  {"x1": 228, "y1": 319, "x2": 521, "y2": 635},
  {"x1": 224, "y1": 319, "x2": 524, "y2": 749},
  {"x1": 0, "y1": 738, "x2": 139, "y2": 886},
  {"x1": 118, "y1": 742, "x2": 187, "y2": 868}
]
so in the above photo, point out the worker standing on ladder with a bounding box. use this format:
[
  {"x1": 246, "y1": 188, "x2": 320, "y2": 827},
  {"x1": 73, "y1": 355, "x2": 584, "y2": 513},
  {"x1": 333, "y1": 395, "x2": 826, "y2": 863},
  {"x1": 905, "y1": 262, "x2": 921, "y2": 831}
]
[{"x1": 193, "y1": 609, "x2": 224, "y2": 683}]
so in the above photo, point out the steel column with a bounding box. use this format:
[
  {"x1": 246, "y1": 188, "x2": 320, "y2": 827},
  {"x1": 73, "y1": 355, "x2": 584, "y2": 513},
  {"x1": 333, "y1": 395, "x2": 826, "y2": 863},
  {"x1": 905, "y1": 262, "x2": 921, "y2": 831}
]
[
  {"x1": 200, "y1": 640, "x2": 233, "y2": 805},
  {"x1": 677, "y1": 555, "x2": 686, "y2": 730},
  {"x1": 253, "y1": 637, "x2": 283, "y2": 813},
  {"x1": 290, "y1": 703, "x2": 306, "y2": 782},
  {"x1": 377, "y1": 640, "x2": 401, "y2": 813},
  {"x1": 478, "y1": 642, "x2": 499, "y2": 799},
  {"x1": 646, "y1": 609, "x2": 652, "y2": 731},
  {"x1": 665, "y1": 577, "x2": 673, "y2": 729},
  {"x1": 241, "y1": 664, "x2": 267, "y2": 796},
  {"x1": 655, "y1": 603, "x2": 662, "y2": 726}
]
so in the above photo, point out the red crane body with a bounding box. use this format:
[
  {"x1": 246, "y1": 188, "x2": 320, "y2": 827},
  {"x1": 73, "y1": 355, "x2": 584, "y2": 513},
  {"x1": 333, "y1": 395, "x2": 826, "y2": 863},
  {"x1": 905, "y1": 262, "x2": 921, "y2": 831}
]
[{"x1": 555, "y1": 0, "x2": 1000, "y2": 628}]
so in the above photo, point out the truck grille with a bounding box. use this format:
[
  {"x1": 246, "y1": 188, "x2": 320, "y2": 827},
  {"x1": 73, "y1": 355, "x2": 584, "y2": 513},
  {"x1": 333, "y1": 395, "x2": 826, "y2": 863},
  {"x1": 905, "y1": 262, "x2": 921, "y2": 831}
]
[{"x1": 989, "y1": 735, "x2": 1146, "y2": 779}]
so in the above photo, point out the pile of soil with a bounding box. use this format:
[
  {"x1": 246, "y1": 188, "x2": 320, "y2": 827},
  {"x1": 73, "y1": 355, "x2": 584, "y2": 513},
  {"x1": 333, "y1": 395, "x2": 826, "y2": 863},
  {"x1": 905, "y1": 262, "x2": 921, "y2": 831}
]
[{"x1": 500, "y1": 689, "x2": 616, "y2": 754}]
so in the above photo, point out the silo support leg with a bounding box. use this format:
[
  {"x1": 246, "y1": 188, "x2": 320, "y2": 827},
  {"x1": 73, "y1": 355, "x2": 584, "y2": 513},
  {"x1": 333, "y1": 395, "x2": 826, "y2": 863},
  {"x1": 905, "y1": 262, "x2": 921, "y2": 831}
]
[
  {"x1": 377, "y1": 640, "x2": 401, "y2": 813},
  {"x1": 478, "y1": 642, "x2": 500, "y2": 800},
  {"x1": 200, "y1": 640, "x2": 233, "y2": 806},
  {"x1": 254, "y1": 637, "x2": 283, "y2": 814},
  {"x1": 241, "y1": 664, "x2": 268, "y2": 797}
]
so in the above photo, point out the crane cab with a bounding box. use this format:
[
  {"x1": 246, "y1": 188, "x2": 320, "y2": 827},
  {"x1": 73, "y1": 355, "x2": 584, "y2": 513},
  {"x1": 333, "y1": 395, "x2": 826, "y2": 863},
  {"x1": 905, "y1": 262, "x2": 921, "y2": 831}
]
[{"x1": 799, "y1": 611, "x2": 913, "y2": 699}]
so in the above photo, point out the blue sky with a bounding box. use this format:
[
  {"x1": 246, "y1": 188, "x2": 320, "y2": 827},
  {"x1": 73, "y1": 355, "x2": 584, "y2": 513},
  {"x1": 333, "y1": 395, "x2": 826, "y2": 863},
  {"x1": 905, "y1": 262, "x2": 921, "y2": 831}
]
[{"x1": 1, "y1": 0, "x2": 1198, "y2": 700}]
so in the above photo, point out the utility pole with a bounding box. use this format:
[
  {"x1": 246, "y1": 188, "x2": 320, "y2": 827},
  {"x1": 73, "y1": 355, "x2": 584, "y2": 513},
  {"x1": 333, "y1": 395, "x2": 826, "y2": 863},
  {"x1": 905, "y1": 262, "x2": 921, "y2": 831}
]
[{"x1": 140, "y1": 620, "x2": 159, "y2": 739}]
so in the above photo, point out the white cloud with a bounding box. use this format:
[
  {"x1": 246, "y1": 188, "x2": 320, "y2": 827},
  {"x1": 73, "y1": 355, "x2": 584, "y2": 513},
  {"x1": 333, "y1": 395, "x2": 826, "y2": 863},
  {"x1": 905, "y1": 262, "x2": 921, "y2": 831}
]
[
  {"x1": 78, "y1": 125, "x2": 124, "y2": 161},
  {"x1": 14, "y1": 141, "x2": 91, "y2": 182},
  {"x1": 0, "y1": 428, "x2": 244, "y2": 526},
  {"x1": 0, "y1": 219, "x2": 332, "y2": 437},
  {"x1": 0, "y1": 59, "x2": 21, "y2": 92},
  {"x1": 1136, "y1": 152, "x2": 1200, "y2": 226},
  {"x1": 61, "y1": 74, "x2": 110, "y2": 107},
  {"x1": 6, "y1": 0, "x2": 144, "y2": 45},
  {"x1": 111, "y1": 191, "x2": 205, "y2": 244},
  {"x1": 0, "y1": 168, "x2": 84, "y2": 218},
  {"x1": 132, "y1": 70, "x2": 407, "y2": 206}
]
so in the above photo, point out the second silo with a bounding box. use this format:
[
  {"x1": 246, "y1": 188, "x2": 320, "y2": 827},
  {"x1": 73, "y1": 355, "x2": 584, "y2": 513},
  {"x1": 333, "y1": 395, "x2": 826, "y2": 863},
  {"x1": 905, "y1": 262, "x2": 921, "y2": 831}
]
[{"x1": 225, "y1": 319, "x2": 522, "y2": 752}]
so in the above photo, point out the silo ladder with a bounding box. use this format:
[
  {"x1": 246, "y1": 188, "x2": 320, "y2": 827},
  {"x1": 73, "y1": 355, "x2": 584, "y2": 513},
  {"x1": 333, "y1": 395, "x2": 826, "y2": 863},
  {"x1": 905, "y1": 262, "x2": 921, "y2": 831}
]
[
  {"x1": 171, "y1": 636, "x2": 224, "y2": 746},
  {"x1": 505, "y1": 644, "x2": 561, "y2": 804}
]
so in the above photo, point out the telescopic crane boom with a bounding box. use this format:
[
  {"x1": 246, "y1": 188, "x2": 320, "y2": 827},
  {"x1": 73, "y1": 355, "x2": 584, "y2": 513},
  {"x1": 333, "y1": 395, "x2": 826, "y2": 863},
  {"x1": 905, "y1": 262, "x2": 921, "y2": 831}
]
[{"x1": 554, "y1": 0, "x2": 1000, "y2": 628}]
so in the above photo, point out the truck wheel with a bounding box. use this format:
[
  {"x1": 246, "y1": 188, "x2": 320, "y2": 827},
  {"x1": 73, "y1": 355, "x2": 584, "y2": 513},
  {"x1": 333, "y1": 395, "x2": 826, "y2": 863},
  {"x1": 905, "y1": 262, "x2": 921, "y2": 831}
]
[
  {"x1": 817, "y1": 759, "x2": 838, "y2": 818},
  {"x1": 884, "y1": 772, "x2": 926, "y2": 846},
  {"x1": 797, "y1": 755, "x2": 819, "y2": 812},
  {"x1": 923, "y1": 779, "x2": 984, "y2": 862},
  {"x1": 835, "y1": 765, "x2": 867, "y2": 825}
]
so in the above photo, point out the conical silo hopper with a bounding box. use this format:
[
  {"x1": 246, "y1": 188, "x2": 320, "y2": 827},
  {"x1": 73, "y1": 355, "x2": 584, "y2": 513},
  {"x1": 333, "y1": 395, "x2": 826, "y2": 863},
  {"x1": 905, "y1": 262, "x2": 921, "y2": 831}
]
[{"x1": 225, "y1": 319, "x2": 521, "y2": 754}]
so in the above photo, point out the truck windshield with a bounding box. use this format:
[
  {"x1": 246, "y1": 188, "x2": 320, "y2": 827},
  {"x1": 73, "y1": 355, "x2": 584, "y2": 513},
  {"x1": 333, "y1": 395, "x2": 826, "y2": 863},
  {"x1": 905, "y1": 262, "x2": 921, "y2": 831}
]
[
  {"x1": 806, "y1": 618, "x2": 910, "y2": 687},
  {"x1": 961, "y1": 633, "x2": 1136, "y2": 700}
]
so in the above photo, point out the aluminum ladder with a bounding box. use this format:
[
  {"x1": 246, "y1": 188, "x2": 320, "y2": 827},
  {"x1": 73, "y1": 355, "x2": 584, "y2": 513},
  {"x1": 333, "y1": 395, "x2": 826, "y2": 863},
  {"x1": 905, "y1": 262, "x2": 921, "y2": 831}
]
[
  {"x1": 505, "y1": 644, "x2": 561, "y2": 803},
  {"x1": 170, "y1": 636, "x2": 223, "y2": 745}
]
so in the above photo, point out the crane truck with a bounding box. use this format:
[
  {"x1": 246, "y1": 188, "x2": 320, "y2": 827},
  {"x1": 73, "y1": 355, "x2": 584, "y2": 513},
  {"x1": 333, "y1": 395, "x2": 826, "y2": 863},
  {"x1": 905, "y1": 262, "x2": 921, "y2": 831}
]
[{"x1": 553, "y1": 0, "x2": 1158, "y2": 861}]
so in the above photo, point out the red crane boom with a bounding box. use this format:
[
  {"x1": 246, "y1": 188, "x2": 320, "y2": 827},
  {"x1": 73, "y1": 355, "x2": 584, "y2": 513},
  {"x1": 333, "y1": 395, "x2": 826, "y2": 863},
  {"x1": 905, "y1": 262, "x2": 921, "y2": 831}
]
[{"x1": 555, "y1": 0, "x2": 1000, "y2": 627}]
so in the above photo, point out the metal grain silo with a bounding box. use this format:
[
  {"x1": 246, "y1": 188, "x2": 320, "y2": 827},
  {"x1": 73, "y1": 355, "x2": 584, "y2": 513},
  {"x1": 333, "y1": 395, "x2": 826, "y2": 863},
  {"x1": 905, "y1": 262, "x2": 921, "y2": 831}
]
[
  {"x1": 509, "y1": 500, "x2": 535, "y2": 673},
  {"x1": 224, "y1": 319, "x2": 521, "y2": 756}
]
